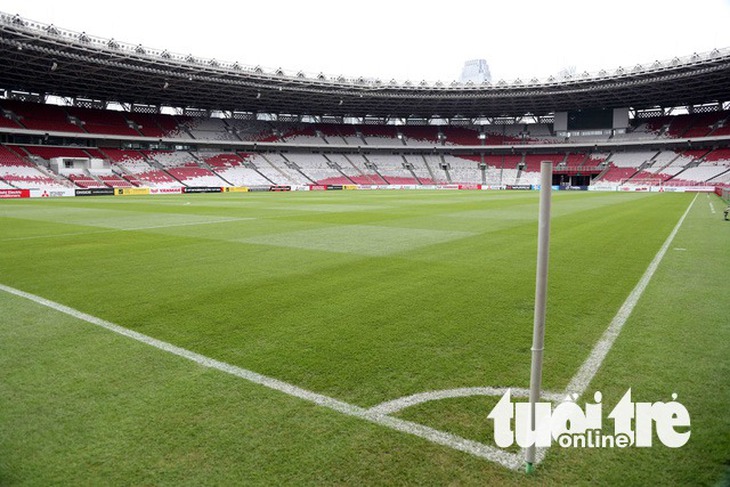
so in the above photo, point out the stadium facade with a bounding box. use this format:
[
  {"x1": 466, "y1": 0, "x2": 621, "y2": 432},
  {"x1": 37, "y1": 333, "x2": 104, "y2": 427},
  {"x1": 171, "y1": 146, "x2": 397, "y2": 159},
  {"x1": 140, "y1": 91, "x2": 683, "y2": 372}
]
[{"x1": 0, "y1": 11, "x2": 729, "y2": 195}]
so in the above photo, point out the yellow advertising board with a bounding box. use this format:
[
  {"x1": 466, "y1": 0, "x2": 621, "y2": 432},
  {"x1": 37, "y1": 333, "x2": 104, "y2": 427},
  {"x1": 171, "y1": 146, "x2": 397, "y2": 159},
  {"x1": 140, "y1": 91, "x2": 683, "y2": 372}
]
[{"x1": 114, "y1": 187, "x2": 151, "y2": 196}]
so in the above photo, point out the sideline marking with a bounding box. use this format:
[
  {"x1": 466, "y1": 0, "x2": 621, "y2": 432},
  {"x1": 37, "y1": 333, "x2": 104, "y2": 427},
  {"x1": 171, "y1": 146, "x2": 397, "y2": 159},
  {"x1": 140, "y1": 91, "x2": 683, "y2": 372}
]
[
  {"x1": 0, "y1": 194, "x2": 697, "y2": 470},
  {"x1": 0, "y1": 218, "x2": 254, "y2": 241},
  {"x1": 563, "y1": 193, "x2": 697, "y2": 398},
  {"x1": 0, "y1": 282, "x2": 524, "y2": 470},
  {"x1": 709, "y1": 202, "x2": 716, "y2": 214}
]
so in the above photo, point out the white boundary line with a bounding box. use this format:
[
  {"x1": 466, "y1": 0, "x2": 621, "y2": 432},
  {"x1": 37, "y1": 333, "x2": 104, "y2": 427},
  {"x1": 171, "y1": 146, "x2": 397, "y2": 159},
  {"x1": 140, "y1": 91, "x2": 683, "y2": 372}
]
[
  {"x1": 0, "y1": 194, "x2": 697, "y2": 470},
  {"x1": 563, "y1": 193, "x2": 697, "y2": 397},
  {"x1": 709, "y1": 202, "x2": 716, "y2": 214},
  {"x1": 367, "y1": 387, "x2": 564, "y2": 416},
  {"x1": 0, "y1": 282, "x2": 524, "y2": 470}
]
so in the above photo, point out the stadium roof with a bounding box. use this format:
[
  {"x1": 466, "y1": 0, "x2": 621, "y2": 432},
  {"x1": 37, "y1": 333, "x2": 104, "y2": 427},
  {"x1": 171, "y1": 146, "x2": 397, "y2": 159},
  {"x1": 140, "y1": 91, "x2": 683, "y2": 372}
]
[{"x1": 2, "y1": 12, "x2": 730, "y2": 120}]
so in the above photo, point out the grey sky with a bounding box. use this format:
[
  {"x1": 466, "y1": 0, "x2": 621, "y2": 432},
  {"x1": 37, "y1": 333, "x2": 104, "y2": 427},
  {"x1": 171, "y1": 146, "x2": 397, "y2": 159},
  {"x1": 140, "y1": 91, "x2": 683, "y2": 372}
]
[{"x1": 1, "y1": 0, "x2": 729, "y2": 82}]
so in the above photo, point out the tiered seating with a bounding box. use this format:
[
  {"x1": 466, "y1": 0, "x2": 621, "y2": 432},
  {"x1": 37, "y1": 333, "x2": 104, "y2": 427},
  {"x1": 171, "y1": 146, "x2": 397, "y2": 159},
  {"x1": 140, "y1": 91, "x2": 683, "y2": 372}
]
[
  {"x1": 217, "y1": 165, "x2": 271, "y2": 186},
  {"x1": 226, "y1": 120, "x2": 277, "y2": 141},
  {"x1": 124, "y1": 113, "x2": 166, "y2": 138},
  {"x1": 607, "y1": 151, "x2": 656, "y2": 168},
  {"x1": 187, "y1": 118, "x2": 239, "y2": 141},
  {"x1": 98, "y1": 174, "x2": 135, "y2": 187},
  {"x1": 343, "y1": 154, "x2": 387, "y2": 184},
  {"x1": 121, "y1": 173, "x2": 143, "y2": 186},
  {"x1": 217, "y1": 153, "x2": 272, "y2": 186},
  {"x1": 422, "y1": 155, "x2": 448, "y2": 183},
  {"x1": 446, "y1": 155, "x2": 481, "y2": 184},
  {"x1": 599, "y1": 151, "x2": 653, "y2": 183},
  {"x1": 135, "y1": 170, "x2": 181, "y2": 188},
  {"x1": 442, "y1": 127, "x2": 480, "y2": 145},
  {"x1": 403, "y1": 154, "x2": 437, "y2": 184},
  {"x1": 669, "y1": 164, "x2": 729, "y2": 185},
  {"x1": 583, "y1": 153, "x2": 609, "y2": 167},
  {"x1": 243, "y1": 153, "x2": 299, "y2": 185},
  {"x1": 67, "y1": 174, "x2": 106, "y2": 188},
  {"x1": 623, "y1": 119, "x2": 663, "y2": 140},
  {"x1": 521, "y1": 153, "x2": 565, "y2": 172},
  {"x1": 314, "y1": 176, "x2": 354, "y2": 185},
  {"x1": 665, "y1": 114, "x2": 696, "y2": 138},
  {"x1": 330, "y1": 125, "x2": 362, "y2": 146},
  {"x1": 167, "y1": 166, "x2": 228, "y2": 187},
  {"x1": 704, "y1": 148, "x2": 730, "y2": 162},
  {"x1": 705, "y1": 152, "x2": 730, "y2": 186},
  {"x1": 643, "y1": 115, "x2": 673, "y2": 135},
  {"x1": 630, "y1": 111, "x2": 730, "y2": 139},
  {"x1": 1, "y1": 100, "x2": 82, "y2": 133},
  {"x1": 260, "y1": 153, "x2": 311, "y2": 185},
  {"x1": 101, "y1": 148, "x2": 152, "y2": 173},
  {"x1": 598, "y1": 165, "x2": 639, "y2": 183},
  {"x1": 66, "y1": 107, "x2": 139, "y2": 136},
  {"x1": 0, "y1": 145, "x2": 31, "y2": 166},
  {"x1": 124, "y1": 112, "x2": 191, "y2": 138},
  {"x1": 502, "y1": 154, "x2": 525, "y2": 169},
  {"x1": 201, "y1": 152, "x2": 244, "y2": 169},
  {"x1": 682, "y1": 111, "x2": 727, "y2": 138},
  {"x1": 0, "y1": 145, "x2": 73, "y2": 189},
  {"x1": 476, "y1": 155, "x2": 524, "y2": 184},
  {"x1": 712, "y1": 125, "x2": 730, "y2": 137},
  {"x1": 0, "y1": 113, "x2": 22, "y2": 129},
  {"x1": 360, "y1": 126, "x2": 398, "y2": 145},
  {"x1": 284, "y1": 126, "x2": 322, "y2": 145},
  {"x1": 367, "y1": 154, "x2": 418, "y2": 183},
  {"x1": 156, "y1": 114, "x2": 191, "y2": 138},
  {"x1": 286, "y1": 153, "x2": 343, "y2": 183},
  {"x1": 563, "y1": 153, "x2": 588, "y2": 166},
  {"x1": 145, "y1": 150, "x2": 197, "y2": 168},
  {"x1": 479, "y1": 125, "x2": 511, "y2": 143},
  {"x1": 400, "y1": 126, "x2": 438, "y2": 146},
  {"x1": 642, "y1": 150, "x2": 697, "y2": 183},
  {"x1": 322, "y1": 154, "x2": 370, "y2": 184}
]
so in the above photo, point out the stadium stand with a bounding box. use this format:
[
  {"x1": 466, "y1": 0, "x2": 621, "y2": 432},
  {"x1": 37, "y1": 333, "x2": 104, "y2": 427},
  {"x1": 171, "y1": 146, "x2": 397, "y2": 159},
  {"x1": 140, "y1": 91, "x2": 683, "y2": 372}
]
[
  {"x1": 0, "y1": 98, "x2": 728, "y2": 190},
  {"x1": 0, "y1": 144, "x2": 74, "y2": 189},
  {"x1": 187, "y1": 118, "x2": 241, "y2": 141},
  {"x1": 66, "y1": 106, "x2": 140, "y2": 136},
  {"x1": 0, "y1": 100, "x2": 83, "y2": 133}
]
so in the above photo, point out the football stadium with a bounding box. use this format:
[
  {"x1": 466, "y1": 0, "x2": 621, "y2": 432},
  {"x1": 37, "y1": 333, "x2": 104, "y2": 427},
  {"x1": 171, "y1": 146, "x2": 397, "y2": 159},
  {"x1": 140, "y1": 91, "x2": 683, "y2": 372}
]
[{"x1": 0, "y1": 4, "x2": 729, "y2": 485}]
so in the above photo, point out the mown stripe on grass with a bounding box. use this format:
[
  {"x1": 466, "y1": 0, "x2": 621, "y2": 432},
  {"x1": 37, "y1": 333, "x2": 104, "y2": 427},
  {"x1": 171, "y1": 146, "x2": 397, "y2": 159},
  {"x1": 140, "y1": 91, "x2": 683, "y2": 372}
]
[
  {"x1": 0, "y1": 282, "x2": 526, "y2": 470},
  {"x1": 563, "y1": 193, "x2": 697, "y2": 398},
  {"x1": 0, "y1": 217, "x2": 254, "y2": 241}
]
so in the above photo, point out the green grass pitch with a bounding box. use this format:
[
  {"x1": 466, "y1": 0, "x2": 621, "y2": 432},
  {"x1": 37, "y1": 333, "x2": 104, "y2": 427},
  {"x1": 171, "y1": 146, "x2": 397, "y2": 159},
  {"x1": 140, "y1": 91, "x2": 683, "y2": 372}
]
[{"x1": 0, "y1": 190, "x2": 728, "y2": 485}]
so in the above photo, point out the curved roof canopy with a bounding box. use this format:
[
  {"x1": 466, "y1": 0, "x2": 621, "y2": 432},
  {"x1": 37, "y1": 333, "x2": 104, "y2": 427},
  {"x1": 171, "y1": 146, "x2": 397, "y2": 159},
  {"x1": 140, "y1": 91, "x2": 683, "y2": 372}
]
[{"x1": 1, "y1": 12, "x2": 730, "y2": 119}]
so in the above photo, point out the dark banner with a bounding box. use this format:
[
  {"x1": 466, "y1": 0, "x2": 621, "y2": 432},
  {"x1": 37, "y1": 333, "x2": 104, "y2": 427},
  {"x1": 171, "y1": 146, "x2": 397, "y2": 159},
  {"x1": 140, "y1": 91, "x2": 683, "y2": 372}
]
[
  {"x1": 183, "y1": 187, "x2": 223, "y2": 194},
  {"x1": 326, "y1": 185, "x2": 343, "y2": 190},
  {"x1": 506, "y1": 185, "x2": 532, "y2": 190},
  {"x1": 567, "y1": 186, "x2": 589, "y2": 191},
  {"x1": 248, "y1": 186, "x2": 271, "y2": 192},
  {"x1": 269, "y1": 185, "x2": 292, "y2": 192},
  {"x1": 75, "y1": 188, "x2": 115, "y2": 196}
]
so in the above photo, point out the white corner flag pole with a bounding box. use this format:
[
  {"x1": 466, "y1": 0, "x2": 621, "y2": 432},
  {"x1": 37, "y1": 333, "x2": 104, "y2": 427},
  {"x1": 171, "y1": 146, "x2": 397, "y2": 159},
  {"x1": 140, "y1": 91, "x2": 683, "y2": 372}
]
[{"x1": 525, "y1": 161, "x2": 553, "y2": 474}]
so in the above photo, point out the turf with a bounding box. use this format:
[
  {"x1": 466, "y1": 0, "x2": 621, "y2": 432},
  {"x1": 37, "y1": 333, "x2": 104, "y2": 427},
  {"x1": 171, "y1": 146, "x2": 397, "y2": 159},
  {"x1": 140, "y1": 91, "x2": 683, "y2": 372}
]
[{"x1": 0, "y1": 190, "x2": 728, "y2": 485}]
